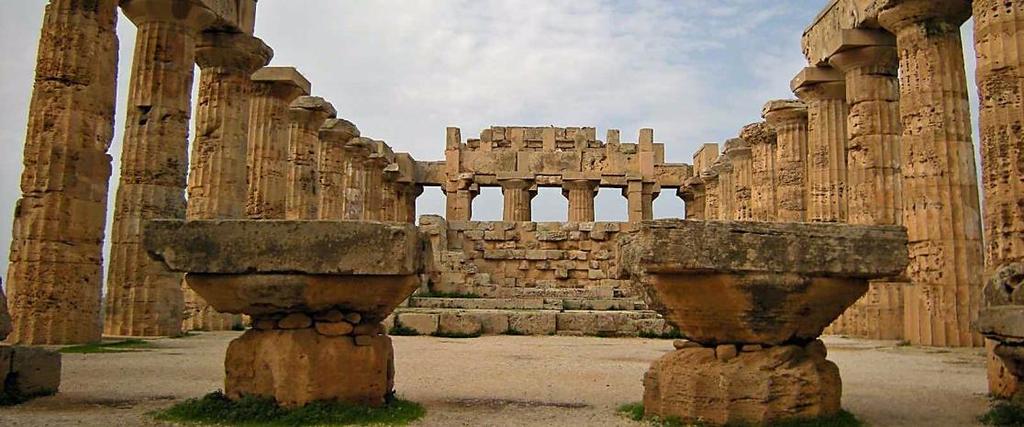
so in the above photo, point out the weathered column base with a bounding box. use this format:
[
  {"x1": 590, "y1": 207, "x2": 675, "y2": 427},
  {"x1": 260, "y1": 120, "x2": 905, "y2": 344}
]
[
  {"x1": 226, "y1": 326, "x2": 393, "y2": 408},
  {"x1": 644, "y1": 340, "x2": 840, "y2": 425}
]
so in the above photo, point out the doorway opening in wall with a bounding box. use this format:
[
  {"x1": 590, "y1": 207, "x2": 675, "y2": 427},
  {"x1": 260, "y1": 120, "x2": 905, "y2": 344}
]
[
  {"x1": 473, "y1": 186, "x2": 503, "y2": 221},
  {"x1": 594, "y1": 188, "x2": 628, "y2": 222},
  {"x1": 532, "y1": 187, "x2": 567, "y2": 222},
  {"x1": 653, "y1": 190, "x2": 684, "y2": 220},
  {"x1": 414, "y1": 186, "x2": 445, "y2": 224}
]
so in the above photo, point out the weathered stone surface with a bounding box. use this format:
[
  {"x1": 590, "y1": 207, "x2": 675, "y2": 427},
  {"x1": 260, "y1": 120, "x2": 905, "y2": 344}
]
[
  {"x1": 247, "y1": 67, "x2": 309, "y2": 220},
  {"x1": 144, "y1": 220, "x2": 421, "y2": 275},
  {"x1": 438, "y1": 313, "x2": 483, "y2": 336},
  {"x1": 286, "y1": 96, "x2": 336, "y2": 220},
  {"x1": 740, "y1": 122, "x2": 778, "y2": 222},
  {"x1": 277, "y1": 313, "x2": 312, "y2": 330},
  {"x1": 6, "y1": 0, "x2": 118, "y2": 345},
  {"x1": 509, "y1": 312, "x2": 556, "y2": 335},
  {"x1": 315, "y1": 321, "x2": 355, "y2": 337},
  {"x1": 762, "y1": 100, "x2": 809, "y2": 222},
  {"x1": 226, "y1": 329, "x2": 392, "y2": 408},
  {"x1": 397, "y1": 313, "x2": 439, "y2": 335},
  {"x1": 0, "y1": 346, "x2": 62, "y2": 400},
  {"x1": 645, "y1": 345, "x2": 840, "y2": 425},
  {"x1": 0, "y1": 285, "x2": 10, "y2": 341}
]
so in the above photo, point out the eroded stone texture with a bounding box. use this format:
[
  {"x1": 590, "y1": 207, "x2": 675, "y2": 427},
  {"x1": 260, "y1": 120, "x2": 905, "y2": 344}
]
[
  {"x1": 247, "y1": 67, "x2": 310, "y2": 220},
  {"x1": 6, "y1": 0, "x2": 118, "y2": 344},
  {"x1": 343, "y1": 138, "x2": 387, "y2": 221},
  {"x1": 714, "y1": 157, "x2": 735, "y2": 220},
  {"x1": 105, "y1": 0, "x2": 216, "y2": 337},
  {"x1": 700, "y1": 168, "x2": 721, "y2": 220},
  {"x1": 741, "y1": 122, "x2": 778, "y2": 222},
  {"x1": 762, "y1": 100, "x2": 809, "y2": 222},
  {"x1": 879, "y1": 0, "x2": 985, "y2": 347},
  {"x1": 793, "y1": 67, "x2": 849, "y2": 223},
  {"x1": 563, "y1": 180, "x2": 598, "y2": 222},
  {"x1": 724, "y1": 139, "x2": 752, "y2": 221},
  {"x1": 317, "y1": 118, "x2": 359, "y2": 220},
  {"x1": 0, "y1": 345, "x2": 62, "y2": 402},
  {"x1": 643, "y1": 343, "x2": 841, "y2": 426},
  {"x1": 1, "y1": 284, "x2": 11, "y2": 340},
  {"x1": 678, "y1": 177, "x2": 706, "y2": 220},
  {"x1": 500, "y1": 179, "x2": 536, "y2": 222},
  {"x1": 285, "y1": 96, "x2": 336, "y2": 220}
]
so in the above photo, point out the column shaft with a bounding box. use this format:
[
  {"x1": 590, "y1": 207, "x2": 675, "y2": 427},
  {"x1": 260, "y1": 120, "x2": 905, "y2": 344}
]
[
  {"x1": 741, "y1": 122, "x2": 778, "y2": 222},
  {"x1": 796, "y1": 80, "x2": 849, "y2": 223},
  {"x1": 285, "y1": 97, "x2": 336, "y2": 220},
  {"x1": 724, "y1": 139, "x2": 753, "y2": 221},
  {"x1": 680, "y1": 179, "x2": 706, "y2": 220},
  {"x1": 501, "y1": 179, "x2": 535, "y2": 222},
  {"x1": 7, "y1": 0, "x2": 118, "y2": 344},
  {"x1": 563, "y1": 180, "x2": 598, "y2": 222},
  {"x1": 446, "y1": 184, "x2": 476, "y2": 221},
  {"x1": 763, "y1": 100, "x2": 809, "y2": 222},
  {"x1": 317, "y1": 118, "x2": 360, "y2": 220},
  {"x1": 702, "y1": 173, "x2": 721, "y2": 220},
  {"x1": 247, "y1": 68, "x2": 309, "y2": 219},
  {"x1": 625, "y1": 181, "x2": 656, "y2": 222}
]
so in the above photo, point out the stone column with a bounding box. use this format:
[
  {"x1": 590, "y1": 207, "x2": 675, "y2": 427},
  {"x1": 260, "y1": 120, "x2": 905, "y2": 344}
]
[
  {"x1": 714, "y1": 157, "x2": 735, "y2": 220},
  {"x1": 762, "y1": 100, "x2": 809, "y2": 223},
  {"x1": 500, "y1": 179, "x2": 536, "y2": 222},
  {"x1": 724, "y1": 139, "x2": 753, "y2": 221},
  {"x1": 392, "y1": 183, "x2": 422, "y2": 223},
  {"x1": 793, "y1": 67, "x2": 849, "y2": 223},
  {"x1": 974, "y1": 0, "x2": 1024, "y2": 395},
  {"x1": 562, "y1": 180, "x2": 598, "y2": 222},
  {"x1": 317, "y1": 118, "x2": 360, "y2": 220},
  {"x1": 342, "y1": 138, "x2": 384, "y2": 221},
  {"x1": 624, "y1": 180, "x2": 658, "y2": 222},
  {"x1": 445, "y1": 178, "x2": 477, "y2": 221},
  {"x1": 104, "y1": 0, "x2": 215, "y2": 337},
  {"x1": 247, "y1": 67, "x2": 310, "y2": 219},
  {"x1": 6, "y1": 0, "x2": 118, "y2": 344},
  {"x1": 285, "y1": 96, "x2": 336, "y2": 220},
  {"x1": 741, "y1": 122, "x2": 778, "y2": 222},
  {"x1": 679, "y1": 177, "x2": 706, "y2": 220},
  {"x1": 701, "y1": 169, "x2": 721, "y2": 220},
  {"x1": 879, "y1": 0, "x2": 985, "y2": 347},
  {"x1": 182, "y1": 31, "x2": 271, "y2": 332}
]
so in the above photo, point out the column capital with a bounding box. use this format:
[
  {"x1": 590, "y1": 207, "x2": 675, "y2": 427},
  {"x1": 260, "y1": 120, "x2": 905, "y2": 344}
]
[
  {"x1": 120, "y1": 0, "x2": 216, "y2": 31},
  {"x1": 762, "y1": 100, "x2": 808, "y2": 126},
  {"x1": 196, "y1": 32, "x2": 272, "y2": 72},
  {"x1": 251, "y1": 66, "x2": 312, "y2": 99},
  {"x1": 289, "y1": 96, "x2": 337, "y2": 126},
  {"x1": 722, "y1": 138, "x2": 752, "y2": 159},
  {"x1": 319, "y1": 118, "x2": 360, "y2": 144},
  {"x1": 828, "y1": 45, "x2": 899, "y2": 74},
  {"x1": 739, "y1": 122, "x2": 777, "y2": 146},
  {"x1": 678, "y1": 177, "x2": 705, "y2": 201},
  {"x1": 499, "y1": 178, "x2": 536, "y2": 191},
  {"x1": 877, "y1": 0, "x2": 972, "y2": 34},
  {"x1": 561, "y1": 179, "x2": 599, "y2": 193},
  {"x1": 792, "y1": 67, "x2": 846, "y2": 101}
]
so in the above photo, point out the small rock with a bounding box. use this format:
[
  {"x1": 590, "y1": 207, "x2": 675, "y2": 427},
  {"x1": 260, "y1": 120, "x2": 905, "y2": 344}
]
[
  {"x1": 254, "y1": 319, "x2": 277, "y2": 330},
  {"x1": 315, "y1": 321, "x2": 355, "y2": 337},
  {"x1": 277, "y1": 313, "x2": 312, "y2": 330},
  {"x1": 805, "y1": 339, "x2": 827, "y2": 359},
  {"x1": 315, "y1": 310, "x2": 345, "y2": 323},
  {"x1": 354, "y1": 335, "x2": 373, "y2": 346},
  {"x1": 741, "y1": 344, "x2": 763, "y2": 352},
  {"x1": 345, "y1": 312, "x2": 362, "y2": 324},
  {"x1": 673, "y1": 340, "x2": 701, "y2": 350},
  {"x1": 715, "y1": 344, "x2": 738, "y2": 362},
  {"x1": 353, "y1": 322, "x2": 383, "y2": 336}
]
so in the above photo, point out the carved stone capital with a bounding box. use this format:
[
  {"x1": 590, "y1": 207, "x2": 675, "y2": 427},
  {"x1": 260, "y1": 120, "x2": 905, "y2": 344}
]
[
  {"x1": 120, "y1": 0, "x2": 217, "y2": 31},
  {"x1": 196, "y1": 32, "x2": 273, "y2": 72}
]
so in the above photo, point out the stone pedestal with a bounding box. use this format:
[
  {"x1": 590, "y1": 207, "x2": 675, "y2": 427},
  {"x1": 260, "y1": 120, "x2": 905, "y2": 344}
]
[
  {"x1": 879, "y1": 0, "x2": 985, "y2": 347},
  {"x1": 500, "y1": 179, "x2": 536, "y2": 222},
  {"x1": 793, "y1": 67, "x2": 849, "y2": 223},
  {"x1": 762, "y1": 100, "x2": 809, "y2": 223},
  {"x1": 105, "y1": 0, "x2": 216, "y2": 337},
  {"x1": 563, "y1": 180, "x2": 598, "y2": 222},
  {"x1": 285, "y1": 97, "x2": 336, "y2": 220},
  {"x1": 741, "y1": 122, "x2": 778, "y2": 222},
  {"x1": 619, "y1": 220, "x2": 908, "y2": 425},
  {"x1": 247, "y1": 67, "x2": 310, "y2": 220},
  {"x1": 317, "y1": 119, "x2": 360, "y2": 220},
  {"x1": 144, "y1": 221, "x2": 422, "y2": 408},
  {"x1": 6, "y1": 0, "x2": 118, "y2": 344}
]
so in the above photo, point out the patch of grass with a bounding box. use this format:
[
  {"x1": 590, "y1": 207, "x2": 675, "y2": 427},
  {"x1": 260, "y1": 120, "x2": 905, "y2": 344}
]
[
  {"x1": 896, "y1": 340, "x2": 911, "y2": 347},
  {"x1": 152, "y1": 391, "x2": 425, "y2": 426},
  {"x1": 388, "y1": 325, "x2": 420, "y2": 336},
  {"x1": 980, "y1": 401, "x2": 1024, "y2": 426},
  {"x1": 60, "y1": 339, "x2": 153, "y2": 354},
  {"x1": 231, "y1": 323, "x2": 247, "y2": 331},
  {"x1": 171, "y1": 331, "x2": 200, "y2": 339},
  {"x1": 639, "y1": 329, "x2": 684, "y2": 340},
  {"x1": 431, "y1": 331, "x2": 481, "y2": 339},
  {"x1": 416, "y1": 291, "x2": 482, "y2": 299},
  {"x1": 618, "y1": 403, "x2": 862, "y2": 427}
]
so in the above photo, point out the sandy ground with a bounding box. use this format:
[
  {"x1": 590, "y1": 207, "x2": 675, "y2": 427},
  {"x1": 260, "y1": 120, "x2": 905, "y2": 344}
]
[{"x1": 0, "y1": 332, "x2": 990, "y2": 426}]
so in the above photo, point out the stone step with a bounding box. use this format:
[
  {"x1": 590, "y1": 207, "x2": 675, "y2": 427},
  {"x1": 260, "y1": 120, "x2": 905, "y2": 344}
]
[
  {"x1": 388, "y1": 308, "x2": 675, "y2": 338},
  {"x1": 469, "y1": 284, "x2": 625, "y2": 300},
  {"x1": 407, "y1": 297, "x2": 557, "y2": 310},
  {"x1": 559, "y1": 298, "x2": 648, "y2": 311}
]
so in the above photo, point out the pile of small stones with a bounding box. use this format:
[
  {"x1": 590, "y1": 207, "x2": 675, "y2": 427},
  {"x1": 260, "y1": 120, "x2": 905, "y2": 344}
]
[
  {"x1": 252, "y1": 309, "x2": 385, "y2": 346},
  {"x1": 672, "y1": 339, "x2": 828, "y2": 362}
]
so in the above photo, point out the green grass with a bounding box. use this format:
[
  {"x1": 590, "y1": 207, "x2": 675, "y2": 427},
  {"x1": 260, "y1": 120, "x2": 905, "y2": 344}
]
[
  {"x1": 388, "y1": 325, "x2": 420, "y2": 336},
  {"x1": 171, "y1": 331, "x2": 201, "y2": 339},
  {"x1": 59, "y1": 339, "x2": 153, "y2": 354},
  {"x1": 639, "y1": 329, "x2": 684, "y2": 340},
  {"x1": 502, "y1": 329, "x2": 527, "y2": 336},
  {"x1": 415, "y1": 291, "x2": 482, "y2": 299},
  {"x1": 431, "y1": 331, "x2": 481, "y2": 339},
  {"x1": 618, "y1": 403, "x2": 862, "y2": 427},
  {"x1": 231, "y1": 323, "x2": 247, "y2": 331},
  {"x1": 980, "y1": 401, "x2": 1024, "y2": 426},
  {"x1": 152, "y1": 391, "x2": 425, "y2": 426}
]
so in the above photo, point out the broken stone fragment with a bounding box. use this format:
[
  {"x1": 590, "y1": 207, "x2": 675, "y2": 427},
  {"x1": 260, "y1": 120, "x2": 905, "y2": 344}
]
[
  {"x1": 715, "y1": 344, "x2": 738, "y2": 362},
  {"x1": 315, "y1": 321, "x2": 355, "y2": 337},
  {"x1": 277, "y1": 313, "x2": 312, "y2": 330}
]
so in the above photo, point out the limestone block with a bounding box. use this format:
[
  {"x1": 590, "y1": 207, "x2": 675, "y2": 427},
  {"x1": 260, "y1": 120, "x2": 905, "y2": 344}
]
[
  {"x1": 226, "y1": 329, "x2": 392, "y2": 407},
  {"x1": 315, "y1": 321, "x2": 354, "y2": 337},
  {"x1": 509, "y1": 312, "x2": 557, "y2": 335},
  {"x1": 476, "y1": 312, "x2": 511, "y2": 334},
  {"x1": 1, "y1": 346, "x2": 62, "y2": 399},
  {"x1": 398, "y1": 313, "x2": 438, "y2": 335},
  {"x1": 644, "y1": 345, "x2": 840, "y2": 425},
  {"x1": 556, "y1": 312, "x2": 598, "y2": 335},
  {"x1": 438, "y1": 313, "x2": 483, "y2": 336}
]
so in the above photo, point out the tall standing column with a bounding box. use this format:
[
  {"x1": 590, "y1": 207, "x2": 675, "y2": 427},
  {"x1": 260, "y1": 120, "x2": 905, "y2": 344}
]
[
  {"x1": 7, "y1": 0, "x2": 119, "y2": 344},
  {"x1": 879, "y1": 0, "x2": 985, "y2": 347},
  {"x1": 793, "y1": 67, "x2": 849, "y2": 223},
  {"x1": 563, "y1": 180, "x2": 598, "y2": 222},
  {"x1": 181, "y1": 32, "x2": 271, "y2": 332},
  {"x1": 714, "y1": 157, "x2": 735, "y2": 220},
  {"x1": 679, "y1": 177, "x2": 706, "y2": 220},
  {"x1": 342, "y1": 138, "x2": 382, "y2": 221},
  {"x1": 285, "y1": 96, "x2": 336, "y2": 220},
  {"x1": 724, "y1": 139, "x2": 753, "y2": 221},
  {"x1": 974, "y1": 0, "x2": 1024, "y2": 395},
  {"x1": 104, "y1": 0, "x2": 215, "y2": 337},
  {"x1": 445, "y1": 179, "x2": 477, "y2": 221},
  {"x1": 317, "y1": 118, "x2": 360, "y2": 220},
  {"x1": 501, "y1": 179, "x2": 536, "y2": 222},
  {"x1": 247, "y1": 67, "x2": 310, "y2": 219},
  {"x1": 624, "y1": 181, "x2": 657, "y2": 222},
  {"x1": 741, "y1": 122, "x2": 778, "y2": 222},
  {"x1": 762, "y1": 100, "x2": 809, "y2": 223},
  {"x1": 701, "y1": 169, "x2": 721, "y2": 220}
]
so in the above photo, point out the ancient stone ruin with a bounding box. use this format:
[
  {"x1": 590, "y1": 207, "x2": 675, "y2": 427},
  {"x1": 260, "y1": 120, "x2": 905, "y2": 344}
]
[{"x1": 3, "y1": 0, "x2": 1023, "y2": 424}]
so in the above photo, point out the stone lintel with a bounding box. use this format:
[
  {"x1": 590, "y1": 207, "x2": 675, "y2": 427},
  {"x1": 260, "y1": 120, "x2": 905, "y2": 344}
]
[
  {"x1": 251, "y1": 66, "x2": 312, "y2": 95},
  {"x1": 618, "y1": 220, "x2": 908, "y2": 279},
  {"x1": 144, "y1": 220, "x2": 422, "y2": 276},
  {"x1": 790, "y1": 66, "x2": 844, "y2": 92}
]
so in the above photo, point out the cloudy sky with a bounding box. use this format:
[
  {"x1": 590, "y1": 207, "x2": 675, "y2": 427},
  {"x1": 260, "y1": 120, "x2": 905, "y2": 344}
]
[{"x1": 0, "y1": 1, "x2": 979, "y2": 281}]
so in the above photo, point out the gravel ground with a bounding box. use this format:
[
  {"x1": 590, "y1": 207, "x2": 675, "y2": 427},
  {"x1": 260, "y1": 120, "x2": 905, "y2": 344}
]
[{"x1": 0, "y1": 332, "x2": 989, "y2": 426}]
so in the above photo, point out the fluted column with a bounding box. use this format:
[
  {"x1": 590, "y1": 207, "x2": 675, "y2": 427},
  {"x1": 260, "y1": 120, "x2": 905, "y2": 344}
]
[
  {"x1": 501, "y1": 179, "x2": 536, "y2": 222},
  {"x1": 724, "y1": 139, "x2": 753, "y2": 221},
  {"x1": 974, "y1": 0, "x2": 1024, "y2": 395},
  {"x1": 317, "y1": 118, "x2": 360, "y2": 220},
  {"x1": 247, "y1": 67, "x2": 310, "y2": 219},
  {"x1": 285, "y1": 96, "x2": 336, "y2": 220},
  {"x1": 879, "y1": 0, "x2": 984, "y2": 347},
  {"x1": 679, "y1": 177, "x2": 706, "y2": 220},
  {"x1": 445, "y1": 179, "x2": 478, "y2": 221},
  {"x1": 701, "y1": 169, "x2": 721, "y2": 220},
  {"x1": 793, "y1": 67, "x2": 850, "y2": 223},
  {"x1": 393, "y1": 183, "x2": 422, "y2": 223},
  {"x1": 104, "y1": 0, "x2": 215, "y2": 337},
  {"x1": 562, "y1": 180, "x2": 598, "y2": 222},
  {"x1": 715, "y1": 157, "x2": 735, "y2": 220},
  {"x1": 762, "y1": 100, "x2": 809, "y2": 223},
  {"x1": 342, "y1": 138, "x2": 383, "y2": 221},
  {"x1": 624, "y1": 181, "x2": 657, "y2": 222},
  {"x1": 741, "y1": 122, "x2": 778, "y2": 222},
  {"x1": 6, "y1": 0, "x2": 118, "y2": 344}
]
